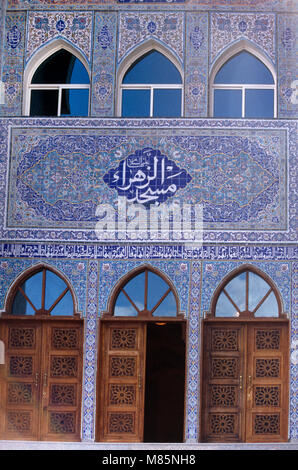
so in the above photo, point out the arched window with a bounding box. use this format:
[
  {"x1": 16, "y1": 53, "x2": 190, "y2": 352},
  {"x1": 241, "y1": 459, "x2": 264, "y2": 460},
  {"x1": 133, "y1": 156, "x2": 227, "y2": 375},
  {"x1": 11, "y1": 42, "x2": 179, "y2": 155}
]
[
  {"x1": 28, "y1": 48, "x2": 90, "y2": 117},
  {"x1": 8, "y1": 266, "x2": 76, "y2": 316},
  {"x1": 212, "y1": 268, "x2": 282, "y2": 318},
  {"x1": 111, "y1": 267, "x2": 178, "y2": 318},
  {"x1": 120, "y1": 50, "x2": 183, "y2": 118},
  {"x1": 211, "y1": 50, "x2": 275, "y2": 118}
]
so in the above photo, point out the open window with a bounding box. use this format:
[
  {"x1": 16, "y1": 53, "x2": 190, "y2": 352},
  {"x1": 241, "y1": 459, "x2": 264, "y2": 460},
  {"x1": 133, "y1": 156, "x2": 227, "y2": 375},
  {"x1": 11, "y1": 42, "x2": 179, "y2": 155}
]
[
  {"x1": 211, "y1": 49, "x2": 276, "y2": 118},
  {"x1": 119, "y1": 50, "x2": 183, "y2": 118},
  {"x1": 26, "y1": 47, "x2": 90, "y2": 117}
]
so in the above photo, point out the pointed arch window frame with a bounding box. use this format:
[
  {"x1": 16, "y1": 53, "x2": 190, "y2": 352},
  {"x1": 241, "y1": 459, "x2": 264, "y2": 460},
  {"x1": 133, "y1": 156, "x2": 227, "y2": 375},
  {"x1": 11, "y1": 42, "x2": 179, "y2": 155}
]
[
  {"x1": 116, "y1": 41, "x2": 184, "y2": 118},
  {"x1": 208, "y1": 265, "x2": 286, "y2": 320},
  {"x1": 102, "y1": 266, "x2": 184, "y2": 321},
  {"x1": 23, "y1": 39, "x2": 91, "y2": 117},
  {"x1": 3, "y1": 264, "x2": 80, "y2": 319},
  {"x1": 209, "y1": 41, "x2": 277, "y2": 118}
]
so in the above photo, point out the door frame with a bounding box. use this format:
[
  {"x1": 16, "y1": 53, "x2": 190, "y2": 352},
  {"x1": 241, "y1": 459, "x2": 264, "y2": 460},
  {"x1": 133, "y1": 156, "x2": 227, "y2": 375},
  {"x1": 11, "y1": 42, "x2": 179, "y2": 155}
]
[
  {"x1": 200, "y1": 317, "x2": 290, "y2": 443},
  {"x1": 96, "y1": 316, "x2": 187, "y2": 443}
]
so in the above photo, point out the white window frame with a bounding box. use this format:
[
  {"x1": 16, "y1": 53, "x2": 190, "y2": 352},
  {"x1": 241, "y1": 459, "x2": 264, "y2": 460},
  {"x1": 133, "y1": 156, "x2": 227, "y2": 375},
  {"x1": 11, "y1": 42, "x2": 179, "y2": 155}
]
[
  {"x1": 209, "y1": 40, "x2": 277, "y2": 118},
  {"x1": 23, "y1": 39, "x2": 90, "y2": 117},
  {"x1": 116, "y1": 39, "x2": 184, "y2": 118}
]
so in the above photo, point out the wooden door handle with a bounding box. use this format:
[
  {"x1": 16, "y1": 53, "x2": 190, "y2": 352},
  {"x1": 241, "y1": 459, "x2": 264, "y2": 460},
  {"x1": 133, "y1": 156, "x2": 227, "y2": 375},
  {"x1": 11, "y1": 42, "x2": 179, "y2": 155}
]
[{"x1": 239, "y1": 375, "x2": 243, "y2": 390}]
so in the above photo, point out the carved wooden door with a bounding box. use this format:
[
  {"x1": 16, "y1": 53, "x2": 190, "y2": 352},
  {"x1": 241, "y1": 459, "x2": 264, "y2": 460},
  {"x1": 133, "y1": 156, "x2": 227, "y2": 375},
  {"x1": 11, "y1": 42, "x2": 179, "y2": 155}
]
[
  {"x1": 0, "y1": 319, "x2": 83, "y2": 441},
  {"x1": 98, "y1": 322, "x2": 146, "y2": 442},
  {"x1": 0, "y1": 320, "x2": 42, "y2": 440},
  {"x1": 201, "y1": 320, "x2": 289, "y2": 443},
  {"x1": 201, "y1": 322, "x2": 246, "y2": 442},
  {"x1": 245, "y1": 323, "x2": 289, "y2": 442}
]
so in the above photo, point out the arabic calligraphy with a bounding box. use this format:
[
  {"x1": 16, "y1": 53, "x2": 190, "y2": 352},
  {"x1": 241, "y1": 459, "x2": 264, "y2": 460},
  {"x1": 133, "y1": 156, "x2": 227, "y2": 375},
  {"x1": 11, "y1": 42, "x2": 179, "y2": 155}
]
[{"x1": 103, "y1": 148, "x2": 192, "y2": 207}]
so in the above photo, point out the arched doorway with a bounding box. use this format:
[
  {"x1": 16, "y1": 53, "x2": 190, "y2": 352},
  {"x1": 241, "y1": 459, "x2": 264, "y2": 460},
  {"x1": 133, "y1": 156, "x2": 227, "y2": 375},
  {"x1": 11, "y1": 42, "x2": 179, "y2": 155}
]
[
  {"x1": 201, "y1": 266, "x2": 289, "y2": 443},
  {"x1": 0, "y1": 265, "x2": 83, "y2": 441},
  {"x1": 96, "y1": 266, "x2": 186, "y2": 442}
]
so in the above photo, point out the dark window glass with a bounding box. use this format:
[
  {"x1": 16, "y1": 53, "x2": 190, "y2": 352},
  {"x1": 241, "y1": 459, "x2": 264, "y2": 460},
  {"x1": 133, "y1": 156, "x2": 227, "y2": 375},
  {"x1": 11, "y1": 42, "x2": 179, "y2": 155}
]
[
  {"x1": 122, "y1": 89, "x2": 151, "y2": 117},
  {"x1": 61, "y1": 89, "x2": 89, "y2": 116},
  {"x1": 153, "y1": 89, "x2": 182, "y2": 117},
  {"x1": 30, "y1": 89, "x2": 59, "y2": 116},
  {"x1": 214, "y1": 89, "x2": 242, "y2": 118},
  {"x1": 123, "y1": 50, "x2": 182, "y2": 85},
  {"x1": 214, "y1": 51, "x2": 274, "y2": 85},
  {"x1": 31, "y1": 49, "x2": 89, "y2": 84},
  {"x1": 245, "y1": 89, "x2": 274, "y2": 118}
]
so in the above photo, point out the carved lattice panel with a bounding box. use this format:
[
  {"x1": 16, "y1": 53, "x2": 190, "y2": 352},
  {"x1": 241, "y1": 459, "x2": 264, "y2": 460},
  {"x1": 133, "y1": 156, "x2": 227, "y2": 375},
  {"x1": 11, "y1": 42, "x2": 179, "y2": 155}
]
[
  {"x1": 108, "y1": 413, "x2": 135, "y2": 434},
  {"x1": 51, "y1": 328, "x2": 79, "y2": 350},
  {"x1": 8, "y1": 328, "x2": 35, "y2": 349},
  {"x1": 6, "y1": 411, "x2": 32, "y2": 433},
  {"x1": 49, "y1": 412, "x2": 76, "y2": 434},
  {"x1": 7, "y1": 383, "x2": 33, "y2": 404},
  {"x1": 49, "y1": 384, "x2": 77, "y2": 406},
  {"x1": 9, "y1": 355, "x2": 33, "y2": 376},
  {"x1": 255, "y1": 329, "x2": 280, "y2": 350},
  {"x1": 210, "y1": 385, "x2": 238, "y2": 407},
  {"x1": 109, "y1": 384, "x2": 136, "y2": 406},
  {"x1": 255, "y1": 358, "x2": 280, "y2": 378},
  {"x1": 211, "y1": 358, "x2": 238, "y2": 378},
  {"x1": 209, "y1": 414, "x2": 237, "y2": 435},
  {"x1": 211, "y1": 329, "x2": 239, "y2": 351},
  {"x1": 50, "y1": 356, "x2": 78, "y2": 378},
  {"x1": 254, "y1": 386, "x2": 280, "y2": 407},
  {"x1": 110, "y1": 328, "x2": 137, "y2": 350},
  {"x1": 253, "y1": 414, "x2": 280, "y2": 435},
  {"x1": 110, "y1": 357, "x2": 136, "y2": 377}
]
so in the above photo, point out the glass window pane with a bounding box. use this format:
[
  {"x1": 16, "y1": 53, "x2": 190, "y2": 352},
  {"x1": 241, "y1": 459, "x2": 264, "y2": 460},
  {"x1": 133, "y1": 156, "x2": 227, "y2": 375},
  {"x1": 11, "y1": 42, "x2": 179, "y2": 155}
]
[
  {"x1": 152, "y1": 291, "x2": 177, "y2": 317},
  {"x1": 32, "y1": 50, "x2": 89, "y2": 84},
  {"x1": 122, "y1": 89, "x2": 150, "y2": 117},
  {"x1": 214, "y1": 89, "x2": 242, "y2": 117},
  {"x1": 248, "y1": 272, "x2": 271, "y2": 312},
  {"x1": 11, "y1": 290, "x2": 34, "y2": 315},
  {"x1": 50, "y1": 290, "x2": 73, "y2": 316},
  {"x1": 254, "y1": 291, "x2": 279, "y2": 317},
  {"x1": 245, "y1": 89, "x2": 274, "y2": 118},
  {"x1": 123, "y1": 51, "x2": 182, "y2": 85},
  {"x1": 114, "y1": 291, "x2": 138, "y2": 316},
  {"x1": 215, "y1": 291, "x2": 238, "y2": 317},
  {"x1": 224, "y1": 272, "x2": 246, "y2": 312},
  {"x1": 45, "y1": 270, "x2": 68, "y2": 311},
  {"x1": 30, "y1": 90, "x2": 58, "y2": 116},
  {"x1": 214, "y1": 51, "x2": 274, "y2": 85},
  {"x1": 123, "y1": 272, "x2": 145, "y2": 312},
  {"x1": 153, "y1": 89, "x2": 181, "y2": 117},
  {"x1": 147, "y1": 271, "x2": 169, "y2": 311},
  {"x1": 61, "y1": 89, "x2": 89, "y2": 116}
]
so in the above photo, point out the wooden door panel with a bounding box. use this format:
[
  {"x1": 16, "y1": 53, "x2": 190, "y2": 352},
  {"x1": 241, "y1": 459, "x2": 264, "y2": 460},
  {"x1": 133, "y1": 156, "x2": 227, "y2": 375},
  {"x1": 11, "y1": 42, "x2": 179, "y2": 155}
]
[
  {"x1": 98, "y1": 323, "x2": 146, "y2": 442},
  {"x1": 0, "y1": 321, "x2": 42, "y2": 440},
  {"x1": 246, "y1": 323, "x2": 289, "y2": 442},
  {"x1": 40, "y1": 321, "x2": 83, "y2": 441},
  {"x1": 201, "y1": 324, "x2": 245, "y2": 442}
]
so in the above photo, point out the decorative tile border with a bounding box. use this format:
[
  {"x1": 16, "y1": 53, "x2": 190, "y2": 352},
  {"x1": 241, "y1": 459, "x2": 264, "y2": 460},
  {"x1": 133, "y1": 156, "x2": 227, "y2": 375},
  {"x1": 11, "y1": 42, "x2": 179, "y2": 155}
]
[
  {"x1": 118, "y1": 12, "x2": 184, "y2": 65},
  {"x1": 26, "y1": 11, "x2": 93, "y2": 65},
  {"x1": 91, "y1": 12, "x2": 117, "y2": 117},
  {"x1": 210, "y1": 12, "x2": 276, "y2": 65}
]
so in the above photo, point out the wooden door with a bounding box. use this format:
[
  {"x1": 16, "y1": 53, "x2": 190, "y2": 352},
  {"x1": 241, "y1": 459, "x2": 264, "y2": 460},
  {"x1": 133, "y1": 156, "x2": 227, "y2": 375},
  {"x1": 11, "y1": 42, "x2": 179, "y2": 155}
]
[
  {"x1": 0, "y1": 320, "x2": 42, "y2": 440},
  {"x1": 97, "y1": 322, "x2": 146, "y2": 442},
  {"x1": 201, "y1": 320, "x2": 289, "y2": 443},
  {"x1": 0, "y1": 319, "x2": 83, "y2": 441},
  {"x1": 201, "y1": 322, "x2": 246, "y2": 442},
  {"x1": 245, "y1": 322, "x2": 289, "y2": 442}
]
